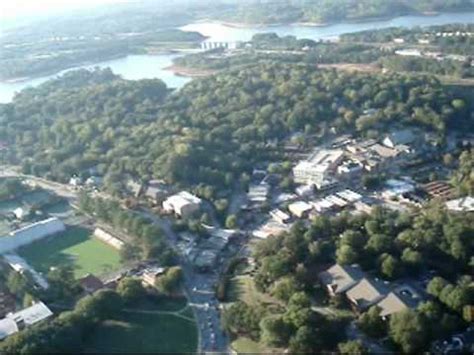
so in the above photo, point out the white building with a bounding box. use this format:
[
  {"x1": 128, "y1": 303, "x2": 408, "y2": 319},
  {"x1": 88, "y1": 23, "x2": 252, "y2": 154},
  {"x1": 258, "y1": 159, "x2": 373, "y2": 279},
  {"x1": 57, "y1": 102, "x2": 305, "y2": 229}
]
[
  {"x1": 0, "y1": 218, "x2": 66, "y2": 254},
  {"x1": 12, "y1": 207, "x2": 29, "y2": 220},
  {"x1": 288, "y1": 201, "x2": 313, "y2": 218},
  {"x1": 163, "y1": 191, "x2": 202, "y2": 218},
  {"x1": 270, "y1": 209, "x2": 291, "y2": 224},
  {"x1": 445, "y1": 196, "x2": 474, "y2": 212},
  {"x1": 394, "y1": 49, "x2": 422, "y2": 57},
  {"x1": 247, "y1": 183, "x2": 270, "y2": 206},
  {"x1": 293, "y1": 149, "x2": 344, "y2": 186},
  {"x1": 0, "y1": 302, "x2": 53, "y2": 340}
]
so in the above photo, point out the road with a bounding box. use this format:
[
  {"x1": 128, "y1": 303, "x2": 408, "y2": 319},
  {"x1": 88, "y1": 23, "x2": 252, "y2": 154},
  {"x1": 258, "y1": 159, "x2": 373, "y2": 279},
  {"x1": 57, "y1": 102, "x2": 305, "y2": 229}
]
[
  {"x1": 1, "y1": 165, "x2": 232, "y2": 353},
  {"x1": 136, "y1": 209, "x2": 230, "y2": 353}
]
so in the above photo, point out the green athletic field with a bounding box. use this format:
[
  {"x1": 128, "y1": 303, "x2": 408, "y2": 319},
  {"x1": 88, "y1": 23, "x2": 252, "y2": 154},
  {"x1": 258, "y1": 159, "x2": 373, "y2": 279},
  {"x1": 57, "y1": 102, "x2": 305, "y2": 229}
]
[{"x1": 18, "y1": 226, "x2": 121, "y2": 278}]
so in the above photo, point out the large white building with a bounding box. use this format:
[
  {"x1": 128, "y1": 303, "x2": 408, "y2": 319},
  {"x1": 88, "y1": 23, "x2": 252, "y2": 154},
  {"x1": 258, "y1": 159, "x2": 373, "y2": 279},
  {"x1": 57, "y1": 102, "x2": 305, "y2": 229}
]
[
  {"x1": 293, "y1": 149, "x2": 344, "y2": 186},
  {"x1": 0, "y1": 302, "x2": 53, "y2": 340},
  {"x1": 163, "y1": 191, "x2": 202, "y2": 218},
  {"x1": 0, "y1": 218, "x2": 65, "y2": 254}
]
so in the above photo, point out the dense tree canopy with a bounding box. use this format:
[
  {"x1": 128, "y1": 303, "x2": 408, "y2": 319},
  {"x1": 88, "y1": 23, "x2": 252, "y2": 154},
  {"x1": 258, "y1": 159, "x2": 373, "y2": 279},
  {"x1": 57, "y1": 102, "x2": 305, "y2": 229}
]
[{"x1": 1, "y1": 65, "x2": 468, "y2": 194}]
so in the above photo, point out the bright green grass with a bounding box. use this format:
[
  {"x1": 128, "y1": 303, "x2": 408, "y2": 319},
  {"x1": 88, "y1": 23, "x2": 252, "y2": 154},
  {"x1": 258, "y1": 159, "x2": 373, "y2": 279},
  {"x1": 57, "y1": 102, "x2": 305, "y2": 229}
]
[
  {"x1": 85, "y1": 306, "x2": 198, "y2": 353},
  {"x1": 231, "y1": 337, "x2": 265, "y2": 354},
  {"x1": 18, "y1": 226, "x2": 121, "y2": 278}
]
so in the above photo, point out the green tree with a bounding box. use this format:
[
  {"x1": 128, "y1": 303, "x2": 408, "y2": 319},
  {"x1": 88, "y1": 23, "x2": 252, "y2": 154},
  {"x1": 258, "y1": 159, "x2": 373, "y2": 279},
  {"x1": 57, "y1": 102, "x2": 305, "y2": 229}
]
[
  {"x1": 117, "y1": 277, "x2": 146, "y2": 304},
  {"x1": 389, "y1": 310, "x2": 427, "y2": 354},
  {"x1": 338, "y1": 340, "x2": 368, "y2": 354},
  {"x1": 225, "y1": 214, "x2": 238, "y2": 229},
  {"x1": 357, "y1": 306, "x2": 386, "y2": 338}
]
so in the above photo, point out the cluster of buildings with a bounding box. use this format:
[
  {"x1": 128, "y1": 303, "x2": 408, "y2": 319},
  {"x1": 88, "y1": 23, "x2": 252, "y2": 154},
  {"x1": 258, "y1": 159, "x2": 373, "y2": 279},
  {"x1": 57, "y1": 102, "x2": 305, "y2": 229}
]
[
  {"x1": 394, "y1": 47, "x2": 472, "y2": 64},
  {"x1": 176, "y1": 226, "x2": 238, "y2": 271},
  {"x1": 319, "y1": 264, "x2": 424, "y2": 318}
]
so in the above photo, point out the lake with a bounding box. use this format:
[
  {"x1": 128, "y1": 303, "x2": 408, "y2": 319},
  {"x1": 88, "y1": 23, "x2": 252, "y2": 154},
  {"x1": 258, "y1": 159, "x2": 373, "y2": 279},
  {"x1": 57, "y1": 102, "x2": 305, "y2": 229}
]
[
  {"x1": 0, "y1": 54, "x2": 191, "y2": 103},
  {"x1": 1, "y1": 11, "x2": 473, "y2": 103}
]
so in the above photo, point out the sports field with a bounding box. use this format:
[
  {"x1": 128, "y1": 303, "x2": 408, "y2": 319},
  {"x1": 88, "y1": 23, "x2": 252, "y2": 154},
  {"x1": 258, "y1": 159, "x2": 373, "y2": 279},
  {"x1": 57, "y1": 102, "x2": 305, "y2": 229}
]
[
  {"x1": 18, "y1": 226, "x2": 121, "y2": 278},
  {"x1": 85, "y1": 297, "x2": 198, "y2": 353}
]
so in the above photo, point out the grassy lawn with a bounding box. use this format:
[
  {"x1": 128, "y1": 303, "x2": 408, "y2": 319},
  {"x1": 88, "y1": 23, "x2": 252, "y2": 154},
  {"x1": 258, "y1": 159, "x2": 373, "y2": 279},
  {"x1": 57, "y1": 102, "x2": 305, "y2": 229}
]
[
  {"x1": 85, "y1": 300, "x2": 197, "y2": 353},
  {"x1": 227, "y1": 275, "x2": 279, "y2": 307},
  {"x1": 18, "y1": 226, "x2": 121, "y2": 278},
  {"x1": 231, "y1": 337, "x2": 264, "y2": 354}
]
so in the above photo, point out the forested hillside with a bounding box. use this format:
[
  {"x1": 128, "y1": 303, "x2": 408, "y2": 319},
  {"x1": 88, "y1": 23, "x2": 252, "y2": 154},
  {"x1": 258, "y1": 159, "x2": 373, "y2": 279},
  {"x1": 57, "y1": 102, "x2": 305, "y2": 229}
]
[{"x1": 0, "y1": 65, "x2": 469, "y2": 192}]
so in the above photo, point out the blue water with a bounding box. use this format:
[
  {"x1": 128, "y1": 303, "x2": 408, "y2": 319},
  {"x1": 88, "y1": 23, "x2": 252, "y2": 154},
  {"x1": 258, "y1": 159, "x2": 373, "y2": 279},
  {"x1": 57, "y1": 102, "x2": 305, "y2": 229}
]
[{"x1": 1, "y1": 11, "x2": 473, "y2": 103}]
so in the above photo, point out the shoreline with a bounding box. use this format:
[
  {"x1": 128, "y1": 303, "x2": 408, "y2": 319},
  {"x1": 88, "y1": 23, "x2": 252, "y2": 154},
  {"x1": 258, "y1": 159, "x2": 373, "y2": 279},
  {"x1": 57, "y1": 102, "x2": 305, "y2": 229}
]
[
  {"x1": 164, "y1": 65, "x2": 218, "y2": 78},
  {"x1": 200, "y1": 9, "x2": 471, "y2": 29}
]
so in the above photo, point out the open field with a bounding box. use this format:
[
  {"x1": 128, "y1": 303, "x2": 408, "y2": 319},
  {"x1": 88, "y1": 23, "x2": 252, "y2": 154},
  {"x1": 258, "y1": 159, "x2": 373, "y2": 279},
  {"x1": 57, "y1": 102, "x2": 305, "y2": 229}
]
[
  {"x1": 228, "y1": 275, "x2": 278, "y2": 307},
  {"x1": 18, "y1": 226, "x2": 121, "y2": 278},
  {"x1": 85, "y1": 297, "x2": 197, "y2": 354}
]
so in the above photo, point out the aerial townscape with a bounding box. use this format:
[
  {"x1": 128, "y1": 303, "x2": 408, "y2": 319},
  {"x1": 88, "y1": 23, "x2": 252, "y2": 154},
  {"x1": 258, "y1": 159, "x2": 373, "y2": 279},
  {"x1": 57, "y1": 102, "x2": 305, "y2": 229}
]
[{"x1": 0, "y1": 0, "x2": 473, "y2": 354}]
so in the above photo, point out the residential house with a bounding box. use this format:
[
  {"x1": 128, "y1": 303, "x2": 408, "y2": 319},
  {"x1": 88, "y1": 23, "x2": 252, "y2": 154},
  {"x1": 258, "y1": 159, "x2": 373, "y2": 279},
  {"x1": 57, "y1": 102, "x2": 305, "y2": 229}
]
[
  {"x1": 288, "y1": 201, "x2": 313, "y2": 218},
  {"x1": 79, "y1": 274, "x2": 104, "y2": 294},
  {"x1": 382, "y1": 129, "x2": 416, "y2": 149},
  {"x1": 144, "y1": 180, "x2": 169, "y2": 204},
  {"x1": 270, "y1": 209, "x2": 291, "y2": 224},
  {"x1": 318, "y1": 264, "x2": 365, "y2": 296},
  {"x1": 345, "y1": 278, "x2": 388, "y2": 311}
]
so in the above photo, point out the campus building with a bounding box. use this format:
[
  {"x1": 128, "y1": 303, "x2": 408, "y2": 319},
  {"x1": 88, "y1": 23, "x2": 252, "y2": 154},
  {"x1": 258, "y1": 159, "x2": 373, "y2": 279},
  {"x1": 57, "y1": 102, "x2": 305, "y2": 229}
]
[
  {"x1": 293, "y1": 149, "x2": 344, "y2": 186},
  {"x1": 163, "y1": 191, "x2": 202, "y2": 218}
]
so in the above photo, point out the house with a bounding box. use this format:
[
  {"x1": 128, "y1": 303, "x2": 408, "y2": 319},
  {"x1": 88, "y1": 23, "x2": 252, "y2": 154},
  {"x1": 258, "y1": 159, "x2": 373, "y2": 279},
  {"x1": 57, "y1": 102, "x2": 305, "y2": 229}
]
[
  {"x1": 270, "y1": 209, "x2": 291, "y2": 224},
  {"x1": 0, "y1": 302, "x2": 53, "y2": 340},
  {"x1": 12, "y1": 207, "x2": 30, "y2": 220},
  {"x1": 318, "y1": 264, "x2": 365, "y2": 296},
  {"x1": 142, "y1": 267, "x2": 166, "y2": 287},
  {"x1": 376, "y1": 292, "x2": 410, "y2": 318},
  {"x1": 346, "y1": 278, "x2": 388, "y2": 311},
  {"x1": 69, "y1": 176, "x2": 82, "y2": 188},
  {"x1": 163, "y1": 191, "x2": 202, "y2": 219},
  {"x1": 144, "y1": 180, "x2": 168, "y2": 203},
  {"x1": 382, "y1": 130, "x2": 416, "y2": 148},
  {"x1": 126, "y1": 179, "x2": 143, "y2": 198},
  {"x1": 445, "y1": 196, "x2": 474, "y2": 212},
  {"x1": 295, "y1": 184, "x2": 314, "y2": 197},
  {"x1": 252, "y1": 220, "x2": 289, "y2": 239},
  {"x1": 79, "y1": 274, "x2": 104, "y2": 294},
  {"x1": 288, "y1": 201, "x2": 313, "y2": 218},
  {"x1": 247, "y1": 183, "x2": 270, "y2": 208},
  {"x1": 293, "y1": 149, "x2": 344, "y2": 186},
  {"x1": 376, "y1": 285, "x2": 423, "y2": 319}
]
